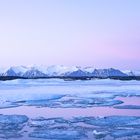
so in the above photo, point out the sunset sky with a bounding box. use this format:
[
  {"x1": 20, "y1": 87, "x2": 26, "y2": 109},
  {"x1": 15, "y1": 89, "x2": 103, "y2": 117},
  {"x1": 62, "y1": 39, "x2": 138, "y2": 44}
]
[{"x1": 0, "y1": 0, "x2": 140, "y2": 70}]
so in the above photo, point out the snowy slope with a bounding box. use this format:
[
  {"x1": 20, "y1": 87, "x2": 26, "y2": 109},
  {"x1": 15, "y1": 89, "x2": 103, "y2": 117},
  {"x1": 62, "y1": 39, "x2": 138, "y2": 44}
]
[
  {"x1": 84, "y1": 67, "x2": 95, "y2": 73},
  {"x1": 46, "y1": 65, "x2": 79, "y2": 76},
  {"x1": 123, "y1": 70, "x2": 140, "y2": 76},
  {"x1": 0, "y1": 67, "x2": 9, "y2": 76}
]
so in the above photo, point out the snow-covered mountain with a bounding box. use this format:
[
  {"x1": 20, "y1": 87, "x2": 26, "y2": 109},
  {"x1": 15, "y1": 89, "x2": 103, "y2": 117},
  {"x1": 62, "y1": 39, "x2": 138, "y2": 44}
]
[
  {"x1": 23, "y1": 68, "x2": 46, "y2": 78},
  {"x1": 0, "y1": 65, "x2": 139, "y2": 78},
  {"x1": 1, "y1": 66, "x2": 28, "y2": 76},
  {"x1": 66, "y1": 68, "x2": 126, "y2": 77},
  {"x1": 91, "y1": 68, "x2": 127, "y2": 77},
  {"x1": 0, "y1": 65, "x2": 79, "y2": 78},
  {"x1": 65, "y1": 69, "x2": 91, "y2": 77},
  {"x1": 123, "y1": 70, "x2": 140, "y2": 76}
]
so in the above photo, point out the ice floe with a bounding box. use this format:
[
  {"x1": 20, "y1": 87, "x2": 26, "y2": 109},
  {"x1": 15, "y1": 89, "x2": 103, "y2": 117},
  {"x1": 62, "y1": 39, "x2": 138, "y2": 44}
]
[
  {"x1": 0, "y1": 114, "x2": 28, "y2": 139},
  {"x1": 114, "y1": 105, "x2": 140, "y2": 110}
]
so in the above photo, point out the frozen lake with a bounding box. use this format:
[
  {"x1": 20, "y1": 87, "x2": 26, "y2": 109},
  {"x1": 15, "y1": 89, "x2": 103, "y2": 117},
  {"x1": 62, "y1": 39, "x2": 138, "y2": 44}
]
[{"x1": 0, "y1": 79, "x2": 140, "y2": 140}]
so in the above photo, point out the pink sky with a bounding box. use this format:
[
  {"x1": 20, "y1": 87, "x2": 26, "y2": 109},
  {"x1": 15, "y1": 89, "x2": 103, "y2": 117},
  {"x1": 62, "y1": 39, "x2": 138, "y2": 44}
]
[{"x1": 0, "y1": 0, "x2": 140, "y2": 70}]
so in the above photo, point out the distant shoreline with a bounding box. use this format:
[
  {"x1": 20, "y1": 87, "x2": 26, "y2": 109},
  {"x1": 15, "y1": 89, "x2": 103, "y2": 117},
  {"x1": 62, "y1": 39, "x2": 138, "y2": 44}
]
[{"x1": 0, "y1": 76, "x2": 140, "y2": 81}]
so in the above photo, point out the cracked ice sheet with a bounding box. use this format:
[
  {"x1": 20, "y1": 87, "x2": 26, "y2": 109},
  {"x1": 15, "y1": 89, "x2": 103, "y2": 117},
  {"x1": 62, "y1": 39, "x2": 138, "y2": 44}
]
[
  {"x1": 28, "y1": 116, "x2": 140, "y2": 140},
  {"x1": 0, "y1": 115, "x2": 139, "y2": 140},
  {"x1": 0, "y1": 79, "x2": 140, "y2": 109}
]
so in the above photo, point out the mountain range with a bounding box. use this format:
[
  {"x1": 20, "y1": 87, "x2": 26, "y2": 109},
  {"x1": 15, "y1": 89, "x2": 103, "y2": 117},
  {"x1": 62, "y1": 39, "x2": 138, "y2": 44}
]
[{"x1": 0, "y1": 65, "x2": 140, "y2": 78}]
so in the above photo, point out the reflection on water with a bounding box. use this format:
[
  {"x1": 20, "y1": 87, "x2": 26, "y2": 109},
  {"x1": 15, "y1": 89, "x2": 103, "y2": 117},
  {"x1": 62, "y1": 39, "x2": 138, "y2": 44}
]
[
  {"x1": 1, "y1": 105, "x2": 140, "y2": 119},
  {"x1": 116, "y1": 97, "x2": 140, "y2": 106},
  {"x1": 1, "y1": 97, "x2": 140, "y2": 118}
]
